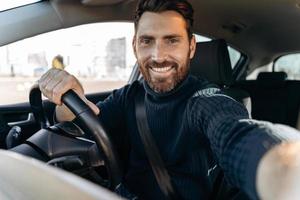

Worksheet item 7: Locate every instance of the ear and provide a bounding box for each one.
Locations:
[189,35,196,59]
[132,35,137,59]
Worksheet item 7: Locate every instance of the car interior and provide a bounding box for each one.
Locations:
[0,0,300,198]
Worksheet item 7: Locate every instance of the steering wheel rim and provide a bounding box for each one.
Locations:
[29,84,50,129]
[29,84,122,189]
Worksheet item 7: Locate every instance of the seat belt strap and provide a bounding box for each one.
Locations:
[134,92,181,200]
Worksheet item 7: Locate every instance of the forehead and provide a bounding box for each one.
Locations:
[136,11,188,37]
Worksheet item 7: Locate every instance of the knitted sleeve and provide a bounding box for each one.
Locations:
[189,88,300,199]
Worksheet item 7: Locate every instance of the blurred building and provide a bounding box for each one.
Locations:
[105,37,126,78]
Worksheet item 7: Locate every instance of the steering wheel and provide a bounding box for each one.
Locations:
[27,84,122,189]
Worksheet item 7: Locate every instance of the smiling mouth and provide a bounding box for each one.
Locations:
[150,66,173,73]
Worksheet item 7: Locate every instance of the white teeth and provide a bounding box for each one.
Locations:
[151,66,172,72]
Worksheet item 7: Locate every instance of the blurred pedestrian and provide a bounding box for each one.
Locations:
[52,55,65,70]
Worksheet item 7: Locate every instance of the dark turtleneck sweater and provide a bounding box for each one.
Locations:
[97,75,300,200]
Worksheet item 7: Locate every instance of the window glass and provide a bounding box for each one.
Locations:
[246,53,300,80]
[274,54,300,80]
[0,22,135,105]
[194,34,241,68]
[228,46,241,67]
[194,34,211,42]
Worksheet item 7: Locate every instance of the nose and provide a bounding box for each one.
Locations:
[151,42,167,63]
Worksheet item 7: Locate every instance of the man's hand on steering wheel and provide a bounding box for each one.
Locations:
[38,68,99,121]
[32,68,123,189]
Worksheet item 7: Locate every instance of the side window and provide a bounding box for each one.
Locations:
[0,22,135,105]
[194,34,241,68]
[274,54,300,80]
[194,34,211,42]
[228,46,241,67]
[246,54,300,80]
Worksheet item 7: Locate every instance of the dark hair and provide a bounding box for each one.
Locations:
[134,0,194,39]
[54,55,64,63]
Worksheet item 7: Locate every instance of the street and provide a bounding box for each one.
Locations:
[0,77,126,105]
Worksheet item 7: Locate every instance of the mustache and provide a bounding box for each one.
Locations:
[146,60,178,68]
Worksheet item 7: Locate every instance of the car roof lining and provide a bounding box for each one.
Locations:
[189,0,300,71]
[0,0,135,45]
[81,0,127,6]
[0,1,62,46]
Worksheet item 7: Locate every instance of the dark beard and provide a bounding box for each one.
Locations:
[139,57,190,93]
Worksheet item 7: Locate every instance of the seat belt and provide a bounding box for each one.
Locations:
[134,92,181,200]
[297,109,300,130]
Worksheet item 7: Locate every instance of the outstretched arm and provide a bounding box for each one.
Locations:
[190,91,300,199]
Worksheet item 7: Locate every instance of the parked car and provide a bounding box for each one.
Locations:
[0,0,300,199]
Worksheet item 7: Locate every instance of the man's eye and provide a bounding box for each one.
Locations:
[140,38,151,45]
[168,38,179,44]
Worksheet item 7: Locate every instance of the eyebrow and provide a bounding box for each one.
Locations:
[164,35,182,40]
[138,35,155,40]
[138,34,182,40]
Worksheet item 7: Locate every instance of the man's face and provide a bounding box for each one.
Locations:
[133,11,196,93]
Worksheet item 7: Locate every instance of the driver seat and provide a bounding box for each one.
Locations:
[190,39,252,115]
[190,39,251,200]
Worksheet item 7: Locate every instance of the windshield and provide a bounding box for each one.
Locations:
[0,0,41,12]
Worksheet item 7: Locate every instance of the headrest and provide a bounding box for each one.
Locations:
[190,39,233,86]
[257,72,287,88]
[257,72,287,81]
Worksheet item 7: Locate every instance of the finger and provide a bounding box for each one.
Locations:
[44,69,63,86]
[70,75,85,96]
[39,69,66,101]
[52,74,82,105]
[87,100,100,115]
[38,70,53,99]
[39,68,59,86]
[38,69,61,93]
[78,94,100,115]
[44,72,67,104]
[38,69,51,89]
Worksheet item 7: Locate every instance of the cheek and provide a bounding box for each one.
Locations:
[171,43,190,58]
[136,48,150,64]
[173,49,190,65]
